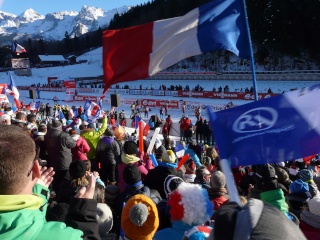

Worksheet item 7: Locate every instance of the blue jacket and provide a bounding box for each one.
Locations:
[154,220,197,240]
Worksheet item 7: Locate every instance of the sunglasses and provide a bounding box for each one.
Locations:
[27,145,42,177]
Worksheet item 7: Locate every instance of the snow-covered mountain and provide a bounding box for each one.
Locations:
[0,5,129,43]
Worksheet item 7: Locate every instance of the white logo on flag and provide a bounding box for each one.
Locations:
[232,107,278,133]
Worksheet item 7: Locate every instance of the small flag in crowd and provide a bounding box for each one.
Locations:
[102,0,250,91]
[12,42,27,54]
[8,71,21,108]
[175,144,185,158]
[134,115,141,129]
[208,84,320,167]
[59,110,65,120]
[84,100,101,122]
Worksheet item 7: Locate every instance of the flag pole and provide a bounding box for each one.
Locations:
[216,0,258,206]
[242,0,258,101]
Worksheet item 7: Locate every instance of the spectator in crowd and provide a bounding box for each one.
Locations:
[209,170,229,211]
[202,119,211,145]
[144,150,183,199]
[13,111,27,129]
[33,124,48,160]
[183,160,196,183]
[0,125,100,239]
[286,179,311,218]
[159,106,165,120]
[178,115,185,142]
[165,115,173,135]
[195,115,204,144]
[154,182,213,240]
[27,113,38,135]
[96,128,120,185]
[69,128,90,161]
[121,194,159,240]
[44,119,76,193]
[214,199,306,240]
[298,169,319,197]
[0,114,11,125]
[194,166,212,191]
[299,195,320,239]
[118,141,152,193]
[80,116,107,169]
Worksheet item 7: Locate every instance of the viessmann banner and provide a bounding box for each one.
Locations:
[177,90,278,100]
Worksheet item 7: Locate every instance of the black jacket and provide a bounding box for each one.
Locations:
[44,128,76,170]
[144,165,183,199]
[96,136,120,165]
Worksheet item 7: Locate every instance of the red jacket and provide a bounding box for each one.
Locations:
[71,135,90,161]
[182,118,191,131]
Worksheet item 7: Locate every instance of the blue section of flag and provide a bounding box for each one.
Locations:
[73,108,78,117]
[208,85,320,167]
[84,100,91,111]
[197,0,250,59]
[1,85,6,94]
[35,101,40,109]
[59,110,65,120]
[135,115,141,129]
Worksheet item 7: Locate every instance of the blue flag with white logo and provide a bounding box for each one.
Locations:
[208,84,320,167]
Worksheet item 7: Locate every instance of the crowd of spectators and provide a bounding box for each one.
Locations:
[0,100,319,240]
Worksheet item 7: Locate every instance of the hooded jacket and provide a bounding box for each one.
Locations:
[71,134,90,161]
[0,184,100,240]
[81,118,107,160]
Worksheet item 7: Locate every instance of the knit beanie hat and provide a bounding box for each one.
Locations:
[308,196,320,216]
[183,226,213,240]
[124,141,138,155]
[185,160,196,174]
[88,122,95,129]
[164,175,184,199]
[210,170,226,189]
[52,119,62,129]
[298,169,313,182]
[121,194,159,240]
[289,179,309,193]
[123,164,141,185]
[69,160,86,179]
[96,203,113,238]
[162,150,176,163]
[168,182,213,226]
[275,168,290,184]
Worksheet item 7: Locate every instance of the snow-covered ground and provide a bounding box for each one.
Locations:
[1,47,319,140]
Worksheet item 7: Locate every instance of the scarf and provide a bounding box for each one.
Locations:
[301,209,320,229]
[121,153,140,164]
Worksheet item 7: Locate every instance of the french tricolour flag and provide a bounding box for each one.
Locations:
[12,42,27,54]
[8,71,21,108]
[103,0,250,92]
[84,100,101,122]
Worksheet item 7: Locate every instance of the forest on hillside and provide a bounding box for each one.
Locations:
[1,0,319,69]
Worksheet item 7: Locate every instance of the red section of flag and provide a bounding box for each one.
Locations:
[103,22,153,93]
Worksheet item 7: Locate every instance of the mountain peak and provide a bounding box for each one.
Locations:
[17,8,44,23]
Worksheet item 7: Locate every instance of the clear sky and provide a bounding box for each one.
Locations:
[0,0,149,15]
